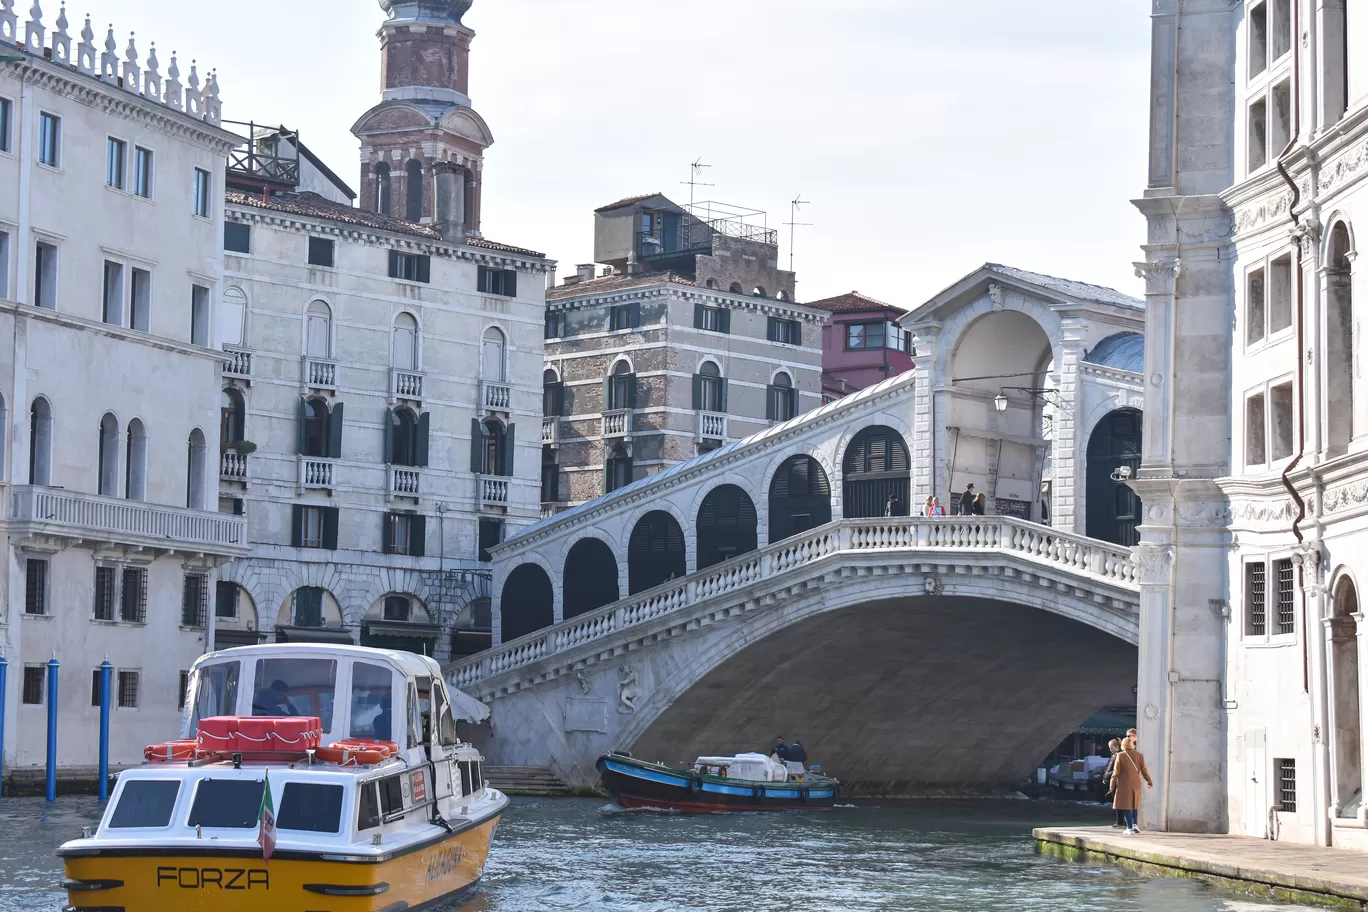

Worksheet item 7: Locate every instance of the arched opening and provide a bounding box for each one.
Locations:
[543,369,562,417]
[405,159,424,222]
[479,418,507,476]
[563,538,620,619]
[605,443,632,492]
[276,587,349,643]
[29,397,53,486]
[500,564,553,642]
[728,282,743,294]
[97,412,120,496]
[125,418,147,501]
[219,286,247,348]
[393,312,418,371]
[301,397,330,457]
[375,162,392,216]
[360,593,438,656]
[306,300,332,359]
[768,455,832,543]
[697,484,758,569]
[1085,408,1144,547]
[628,511,686,594]
[390,407,418,466]
[753,286,767,298]
[186,428,208,510]
[1333,576,1362,817]
[482,327,506,381]
[842,426,911,518]
[1328,222,1354,454]
[451,597,492,658]
[769,372,797,422]
[705,278,717,289]
[776,290,790,302]
[221,388,245,446]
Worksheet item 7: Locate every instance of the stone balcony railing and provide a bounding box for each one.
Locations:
[391,368,423,402]
[481,381,512,413]
[221,349,252,381]
[220,451,248,481]
[299,458,334,490]
[480,477,510,508]
[602,409,632,439]
[304,358,338,391]
[11,486,247,556]
[696,410,727,441]
[389,467,421,499]
[542,417,560,446]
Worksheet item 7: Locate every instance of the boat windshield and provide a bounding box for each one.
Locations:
[188,661,241,733]
[251,658,337,729]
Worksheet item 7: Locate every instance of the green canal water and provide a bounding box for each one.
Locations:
[0,796,1322,911]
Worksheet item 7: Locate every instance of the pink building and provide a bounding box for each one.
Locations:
[806,292,914,401]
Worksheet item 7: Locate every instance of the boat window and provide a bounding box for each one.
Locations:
[458,760,483,796]
[188,778,266,828]
[379,774,405,815]
[277,783,344,834]
[357,781,381,831]
[350,662,394,742]
[188,661,240,732]
[406,679,433,748]
[252,658,337,730]
[434,680,457,746]
[108,780,181,828]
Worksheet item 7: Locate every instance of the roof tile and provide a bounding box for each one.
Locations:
[804,290,899,314]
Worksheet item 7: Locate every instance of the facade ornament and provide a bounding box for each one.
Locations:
[204,69,221,125]
[987,283,1005,311]
[924,573,943,596]
[23,0,42,51]
[1144,703,1159,720]
[185,60,201,117]
[49,1,67,64]
[0,0,17,46]
[1291,219,1320,261]
[75,13,94,75]
[575,671,590,694]
[617,663,639,714]
[1131,543,1174,584]
[1291,542,1326,590]
[1323,479,1368,515]
[122,32,138,90]
[99,23,117,80]
[143,41,160,100]
[1133,258,1181,295]
[164,50,181,110]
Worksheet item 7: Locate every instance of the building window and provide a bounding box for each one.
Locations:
[97,411,119,495]
[389,250,431,283]
[118,670,140,708]
[191,285,210,346]
[1275,557,1295,635]
[0,229,10,299]
[130,268,150,331]
[308,236,334,268]
[1246,391,1267,466]
[695,303,729,333]
[301,398,331,457]
[1267,254,1292,335]
[389,512,411,555]
[845,321,886,350]
[393,313,418,371]
[215,580,239,619]
[25,558,46,615]
[1270,381,1294,461]
[1250,1,1269,77]
[102,260,124,325]
[125,419,148,502]
[293,505,339,550]
[768,372,798,422]
[768,317,801,345]
[388,407,427,467]
[91,669,104,707]
[22,666,44,705]
[193,168,211,218]
[34,241,57,309]
[181,574,208,628]
[306,300,331,359]
[478,266,517,297]
[474,418,510,476]
[133,147,153,198]
[38,112,59,167]
[477,518,503,562]
[121,567,146,623]
[606,361,636,411]
[609,303,640,332]
[545,312,562,340]
[178,671,190,710]
[294,587,325,627]
[106,137,126,189]
[221,388,245,445]
[186,428,208,510]
[224,222,251,254]
[0,97,11,153]
[1270,79,1292,161]
[695,362,726,412]
[1246,561,1267,636]
[541,452,560,503]
[482,327,506,382]
[405,158,424,222]
[606,444,632,493]
[383,596,411,622]
[94,566,118,621]
[1277,757,1297,812]
[543,370,564,417]
[1248,98,1268,172]
[383,512,425,556]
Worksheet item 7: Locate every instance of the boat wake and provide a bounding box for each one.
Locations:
[598,803,681,817]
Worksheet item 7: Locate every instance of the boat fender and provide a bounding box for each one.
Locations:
[800,787,809,804]
[690,773,703,792]
[755,786,764,800]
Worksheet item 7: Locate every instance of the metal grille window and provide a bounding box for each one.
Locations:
[294,587,325,628]
[178,671,190,710]
[1276,558,1295,635]
[1245,562,1267,636]
[118,671,139,708]
[94,566,117,621]
[181,574,208,628]
[25,559,46,615]
[1277,758,1297,811]
[383,596,411,622]
[121,567,147,623]
[215,580,239,619]
[22,666,43,705]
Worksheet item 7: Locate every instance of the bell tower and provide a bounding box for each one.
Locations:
[352,0,493,240]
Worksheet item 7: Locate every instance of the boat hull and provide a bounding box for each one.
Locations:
[61,812,500,912]
[597,755,838,813]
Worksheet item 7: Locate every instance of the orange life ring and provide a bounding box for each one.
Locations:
[145,740,198,762]
[330,739,399,759]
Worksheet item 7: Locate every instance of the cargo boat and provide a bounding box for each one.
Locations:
[597,751,840,813]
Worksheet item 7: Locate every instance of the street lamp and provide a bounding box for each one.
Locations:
[994,393,1008,413]
[995,387,1067,412]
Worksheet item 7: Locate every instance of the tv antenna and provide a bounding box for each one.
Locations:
[682,157,713,211]
[784,195,812,273]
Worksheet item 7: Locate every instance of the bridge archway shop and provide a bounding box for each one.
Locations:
[841,425,911,518]
[768,454,831,544]
[696,485,758,570]
[501,563,554,642]
[564,537,620,620]
[628,511,687,594]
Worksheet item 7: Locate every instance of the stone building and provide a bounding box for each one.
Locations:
[805,291,915,402]
[542,194,827,510]
[215,0,551,663]
[0,6,247,771]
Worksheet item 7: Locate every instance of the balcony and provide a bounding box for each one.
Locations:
[299,458,334,491]
[480,477,510,508]
[389,467,421,499]
[696,411,727,442]
[481,381,512,413]
[390,368,424,403]
[220,451,249,482]
[221,349,253,382]
[11,486,247,557]
[602,409,632,439]
[542,417,561,447]
[303,358,338,392]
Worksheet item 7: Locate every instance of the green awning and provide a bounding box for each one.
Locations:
[1075,708,1136,735]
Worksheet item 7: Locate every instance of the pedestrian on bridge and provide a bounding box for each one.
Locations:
[1110,734,1153,835]
[958,485,976,516]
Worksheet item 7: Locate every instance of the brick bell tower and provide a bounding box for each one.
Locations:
[352,0,493,240]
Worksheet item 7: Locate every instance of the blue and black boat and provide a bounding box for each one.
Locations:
[597,750,840,813]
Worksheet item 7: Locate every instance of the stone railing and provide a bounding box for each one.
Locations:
[221,350,252,380]
[481,381,512,412]
[11,486,245,553]
[602,409,631,438]
[449,517,1139,691]
[300,458,333,490]
[481,477,510,507]
[220,451,248,480]
[389,467,420,497]
[391,368,423,401]
[696,410,727,441]
[304,358,338,390]
[542,417,560,446]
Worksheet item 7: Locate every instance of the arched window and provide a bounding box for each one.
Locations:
[697,484,758,569]
[842,425,911,518]
[768,454,831,543]
[627,511,686,594]
[1328,222,1354,454]
[221,388,245,445]
[392,312,419,371]
[98,412,120,496]
[500,564,553,642]
[543,369,563,418]
[606,443,632,492]
[753,286,768,298]
[606,360,636,411]
[695,361,725,412]
[481,327,506,381]
[186,428,208,510]
[769,372,796,422]
[29,397,53,486]
[705,278,717,289]
[563,538,619,620]
[479,418,507,476]
[728,283,743,294]
[125,418,147,501]
[219,286,247,348]
[306,300,331,359]
[375,162,392,216]
[302,397,330,457]
[390,407,418,466]
[776,290,790,302]
[405,159,424,222]
[1086,409,1144,546]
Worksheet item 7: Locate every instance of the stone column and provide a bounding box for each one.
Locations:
[1051,322,1087,533]
[433,162,466,243]
[1356,611,1368,825]
[909,325,940,507]
[1298,545,1331,845]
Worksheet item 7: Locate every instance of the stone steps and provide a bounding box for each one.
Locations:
[483,765,576,796]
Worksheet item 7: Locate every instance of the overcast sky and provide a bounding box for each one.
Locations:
[82,0,1152,305]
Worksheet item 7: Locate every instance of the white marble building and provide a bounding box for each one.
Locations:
[0,5,247,773]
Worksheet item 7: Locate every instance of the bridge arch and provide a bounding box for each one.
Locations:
[695,484,758,570]
[840,425,911,518]
[564,537,620,620]
[628,510,687,594]
[501,563,554,642]
[767,454,832,544]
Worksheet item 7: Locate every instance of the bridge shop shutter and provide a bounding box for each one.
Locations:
[842,425,911,519]
[768,455,832,544]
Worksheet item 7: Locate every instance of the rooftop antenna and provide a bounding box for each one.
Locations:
[682,157,713,212]
[784,195,812,274]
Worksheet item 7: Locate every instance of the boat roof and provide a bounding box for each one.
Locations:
[195,642,442,679]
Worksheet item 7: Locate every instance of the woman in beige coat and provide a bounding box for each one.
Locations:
[1110,735,1153,834]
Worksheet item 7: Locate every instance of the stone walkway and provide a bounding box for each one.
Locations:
[1035,826,1368,909]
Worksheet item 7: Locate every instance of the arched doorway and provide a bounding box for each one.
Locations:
[842,426,911,518]
[500,564,553,642]
[564,538,619,619]
[628,511,686,594]
[768,455,832,544]
[1085,408,1143,546]
[696,485,758,569]
[1333,576,1362,817]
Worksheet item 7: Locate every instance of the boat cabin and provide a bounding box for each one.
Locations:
[692,754,789,782]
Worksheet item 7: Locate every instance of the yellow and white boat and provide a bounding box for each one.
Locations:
[58,643,507,912]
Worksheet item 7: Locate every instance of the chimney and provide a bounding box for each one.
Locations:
[434,163,466,242]
[576,264,596,283]
[626,249,643,276]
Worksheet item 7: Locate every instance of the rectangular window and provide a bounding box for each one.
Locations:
[1270,0,1291,61]
[1247,266,1266,344]
[1270,381,1294,460]
[215,580,239,620]
[1277,757,1297,812]
[387,511,412,556]
[22,666,44,705]
[121,566,147,623]
[478,265,517,297]
[307,236,335,267]
[301,506,326,549]
[1270,80,1292,159]
[38,112,59,166]
[769,385,798,422]
[1249,98,1268,172]
[1268,254,1292,334]
[1250,1,1269,77]
[768,317,801,345]
[178,671,190,710]
[609,304,637,331]
[106,137,126,189]
[1246,561,1267,636]
[357,783,381,830]
[223,222,251,254]
[133,146,153,198]
[478,518,503,563]
[846,322,886,350]
[277,783,344,834]
[0,97,11,153]
[545,312,562,340]
[34,241,57,309]
[700,376,724,412]
[91,669,103,707]
[190,284,209,346]
[25,558,46,615]
[181,573,208,628]
[102,260,124,325]
[383,595,411,622]
[109,780,180,829]
[193,168,211,218]
[118,671,139,709]
[1275,557,1295,635]
[188,779,265,828]
[294,586,325,627]
[389,251,431,283]
[94,566,117,621]
[0,230,10,300]
[1246,392,1267,466]
[130,268,150,332]
[701,305,722,332]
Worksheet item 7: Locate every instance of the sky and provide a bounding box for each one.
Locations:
[82,0,1153,306]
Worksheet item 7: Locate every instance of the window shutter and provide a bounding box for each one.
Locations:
[502,424,516,476]
[602,375,612,410]
[322,507,339,551]
[470,419,483,473]
[719,308,731,334]
[719,378,729,412]
[767,316,778,342]
[415,411,430,467]
[297,398,308,454]
[554,382,566,417]
[416,255,431,284]
[694,302,705,329]
[766,385,777,421]
[692,374,703,410]
[291,504,304,548]
[507,270,517,298]
[625,452,634,485]
[388,250,401,279]
[477,265,489,292]
[382,513,394,555]
[410,514,427,557]
[629,302,641,329]
[789,387,800,417]
[627,375,639,409]
[383,407,395,465]
[327,402,345,458]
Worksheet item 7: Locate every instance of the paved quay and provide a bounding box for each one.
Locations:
[1035,826,1368,909]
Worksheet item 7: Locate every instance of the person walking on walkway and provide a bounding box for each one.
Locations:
[1110,734,1153,835]
[885,495,901,517]
[1100,739,1125,828]
[958,485,976,516]
[929,496,946,517]
[972,492,987,516]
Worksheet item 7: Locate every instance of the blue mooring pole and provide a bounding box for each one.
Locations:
[98,660,112,801]
[0,655,8,801]
[45,657,59,802]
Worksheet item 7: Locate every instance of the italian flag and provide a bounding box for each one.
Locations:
[257,774,277,861]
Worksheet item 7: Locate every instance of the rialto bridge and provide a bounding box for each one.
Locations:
[449,265,1151,790]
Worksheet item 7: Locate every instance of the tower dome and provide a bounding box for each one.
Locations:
[378,0,473,23]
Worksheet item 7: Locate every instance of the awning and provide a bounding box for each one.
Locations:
[275,625,355,645]
[215,628,268,647]
[1075,707,1136,735]
[449,686,491,724]
[364,621,441,640]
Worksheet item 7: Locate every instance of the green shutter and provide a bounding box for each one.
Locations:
[477,265,489,293]
[765,385,776,420]
[790,387,800,417]
[416,255,431,284]
[410,514,427,557]
[327,402,345,459]
[388,250,401,278]
[291,504,304,548]
[322,507,339,551]
[554,382,566,417]
[629,302,641,328]
[766,316,778,342]
[415,411,430,467]
[603,375,613,410]
[719,308,731,334]
[692,375,703,410]
[507,270,517,298]
[383,407,395,464]
[470,419,483,473]
[381,512,394,555]
[694,303,705,329]
[502,424,516,476]
[719,378,728,412]
[627,375,638,409]
[297,398,308,454]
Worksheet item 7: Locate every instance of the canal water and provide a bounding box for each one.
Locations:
[0,795,1320,911]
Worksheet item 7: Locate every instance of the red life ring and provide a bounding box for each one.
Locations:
[144,740,198,762]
